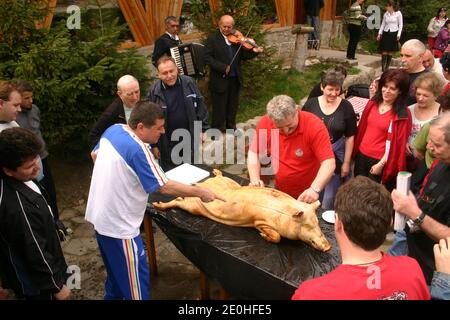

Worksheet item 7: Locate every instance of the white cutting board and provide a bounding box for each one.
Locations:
[165,163,210,185]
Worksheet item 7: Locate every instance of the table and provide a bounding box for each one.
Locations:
[146,169,341,300]
[347,96,369,123]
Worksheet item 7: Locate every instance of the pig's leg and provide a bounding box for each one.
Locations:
[256,224,281,243]
[152,198,184,210]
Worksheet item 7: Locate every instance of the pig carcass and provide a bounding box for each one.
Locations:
[152,170,331,252]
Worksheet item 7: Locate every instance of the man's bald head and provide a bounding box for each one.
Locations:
[117,75,138,92]
[400,39,426,73]
[422,49,435,70]
[219,15,234,36]
[116,75,140,108]
[402,39,426,56]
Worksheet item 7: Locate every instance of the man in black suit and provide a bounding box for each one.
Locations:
[152,16,182,67]
[204,15,263,132]
[89,75,140,148]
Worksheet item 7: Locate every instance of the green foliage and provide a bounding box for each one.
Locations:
[0,1,148,152]
[364,0,447,42]
[237,64,339,122]
[189,0,281,103]
[398,0,446,41]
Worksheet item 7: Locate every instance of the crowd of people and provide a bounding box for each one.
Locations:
[1,4,450,301]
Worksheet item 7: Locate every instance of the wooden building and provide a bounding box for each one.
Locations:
[41,0,347,46]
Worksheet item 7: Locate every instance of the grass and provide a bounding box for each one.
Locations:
[236,63,360,123]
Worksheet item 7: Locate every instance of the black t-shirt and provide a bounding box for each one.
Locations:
[406,69,429,106]
[407,162,450,284]
[302,97,357,144]
[161,80,189,146]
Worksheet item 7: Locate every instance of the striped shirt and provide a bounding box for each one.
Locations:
[85,124,168,239]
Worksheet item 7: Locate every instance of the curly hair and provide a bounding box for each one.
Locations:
[0,127,42,172]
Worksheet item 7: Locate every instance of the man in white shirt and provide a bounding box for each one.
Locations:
[86,100,222,300]
[0,81,21,132]
[422,49,449,87]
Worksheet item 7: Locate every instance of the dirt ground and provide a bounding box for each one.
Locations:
[48,154,220,300]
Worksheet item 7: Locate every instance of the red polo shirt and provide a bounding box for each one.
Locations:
[250,109,334,198]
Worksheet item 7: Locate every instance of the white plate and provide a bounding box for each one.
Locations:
[165,163,210,185]
[322,210,336,224]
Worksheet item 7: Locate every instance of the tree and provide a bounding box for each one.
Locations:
[0,1,148,151]
[189,0,280,102]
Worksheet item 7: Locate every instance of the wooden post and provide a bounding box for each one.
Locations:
[199,271,211,300]
[143,214,158,277]
[36,0,57,29]
[291,24,314,72]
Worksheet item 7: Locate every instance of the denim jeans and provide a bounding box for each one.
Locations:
[306,15,321,41]
[431,271,450,300]
[387,230,409,256]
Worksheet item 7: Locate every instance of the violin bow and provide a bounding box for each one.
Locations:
[224,24,254,77]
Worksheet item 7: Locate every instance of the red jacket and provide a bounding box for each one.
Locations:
[353,100,412,183]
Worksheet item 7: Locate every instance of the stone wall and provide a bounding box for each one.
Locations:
[263,27,297,63]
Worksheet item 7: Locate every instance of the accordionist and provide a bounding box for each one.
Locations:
[152,16,182,67]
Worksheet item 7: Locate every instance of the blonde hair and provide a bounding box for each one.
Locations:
[414,72,442,97]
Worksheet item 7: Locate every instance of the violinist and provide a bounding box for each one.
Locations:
[204,15,263,132]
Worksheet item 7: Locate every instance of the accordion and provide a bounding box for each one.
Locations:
[170,42,206,78]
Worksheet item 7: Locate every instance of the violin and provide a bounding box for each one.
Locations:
[227,29,260,50]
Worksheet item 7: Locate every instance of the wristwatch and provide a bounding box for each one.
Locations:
[413,211,426,226]
[310,186,321,194]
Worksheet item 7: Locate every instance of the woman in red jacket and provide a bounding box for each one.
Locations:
[353,68,412,190]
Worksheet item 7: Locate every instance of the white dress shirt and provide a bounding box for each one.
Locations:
[378,11,403,38]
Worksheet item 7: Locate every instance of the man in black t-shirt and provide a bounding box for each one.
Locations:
[391,112,450,284]
[400,40,430,106]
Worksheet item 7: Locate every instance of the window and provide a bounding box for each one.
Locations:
[255,0,278,24]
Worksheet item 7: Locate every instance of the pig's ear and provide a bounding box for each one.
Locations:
[293,210,304,218]
[311,200,321,210]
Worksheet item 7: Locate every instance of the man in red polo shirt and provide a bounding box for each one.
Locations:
[247,95,335,203]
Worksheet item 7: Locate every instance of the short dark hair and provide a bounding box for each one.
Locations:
[321,69,345,88]
[386,0,399,11]
[334,176,393,251]
[0,127,43,172]
[165,16,178,24]
[156,55,177,70]
[128,100,165,129]
[373,68,410,115]
[16,80,33,93]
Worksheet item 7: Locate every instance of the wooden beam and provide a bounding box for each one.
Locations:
[117,0,153,46]
[275,0,295,26]
[36,0,57,29]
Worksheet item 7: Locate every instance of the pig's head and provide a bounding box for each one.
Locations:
[290,201,331,252]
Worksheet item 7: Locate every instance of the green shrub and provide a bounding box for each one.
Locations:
[0,1,148,153]
[189,0,281,104]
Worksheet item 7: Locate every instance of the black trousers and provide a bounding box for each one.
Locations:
[40,157,59,218]
[347,24,362,59]
[210,77,240,131]
[354,152,395,191]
